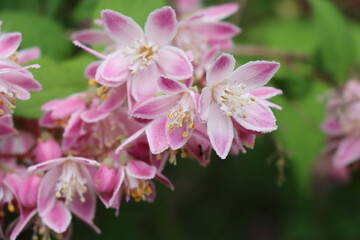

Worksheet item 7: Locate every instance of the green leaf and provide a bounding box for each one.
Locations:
[310,0,356,82]
[93,0,165,27]
[73,0,98,23]
[14,55,95,119]
[273,82,328,194]
[0,11,72,60]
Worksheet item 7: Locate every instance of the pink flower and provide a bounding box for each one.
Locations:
[129,77,198,153]
[28,157,101,234]
[199,53,281,159]
[322,79,360,168]
[75,6,193,103]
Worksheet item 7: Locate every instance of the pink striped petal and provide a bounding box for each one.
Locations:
[146,117,168,154]
[0,71,42,91]
[131,94,180,119]
[101,10,143,45]
[334,137,360,168]
[206,53,235,86]
[43,201,71,233]
[17,47,41,64]
[145,6,177,45]
[109,166,125,207]
[156,46,193,80]
[84,61,101,79]
[41,99,62,111]
[126,160,156,179]
[158,76,188,94]
[50,97,85,119]
[0,32,21,58]
[96,52,129,86]
[71,29,113,45]
[198,87,212,122]
[232,100,277,133]
[249,87,282,99]
[229,61,280,89]
[207,103,234,159]
[131,63,160,101]
[190,22,240,40]
[166,117,193,150]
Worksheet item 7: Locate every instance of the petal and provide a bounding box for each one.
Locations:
[37,166,61,216]
[42,201,72,233]
[96,52,129,86]
[166,117,193,150]
[198,87,212,122]
[206,53,235,86]
[131,64,160,101]
[229,61,280,89]
[17,47,41,64]
[81,109,109,123]
[50,97,85,119]
[126,160,156,179]
[207,103,234,159]
[146,117,169,154]
[158,76,188,95]
[98,84,127,112]
[249,87,283,99]
[190,22,240,40]
[29,157,99,173]
[232,99,277,133]
[145,6,177,45]
[71,29,113,45]
[0,71,42,91]
[334,137,360,168]
[68,166,100,233]
[155,173,174,190]
[200,3,239,21]
[0,32,21,58]
[10,208,37,240]
[41,99,61,111]
[84,61,101,79]
[109,166,125,208]
[131,94,181,119]
[101,9,143,45]
[156,46,193,80]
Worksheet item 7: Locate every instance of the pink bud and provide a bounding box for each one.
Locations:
[93,165,116,194]
[35,137,61,163]
[18,174,42,209]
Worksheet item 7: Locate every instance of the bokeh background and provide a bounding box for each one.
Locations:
[1,0,360,239]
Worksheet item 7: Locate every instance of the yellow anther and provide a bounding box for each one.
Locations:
[167,113,174,119]
[183,131,189,138]
[189,123,195,129]
[242,84,247,89]
[242,113,247,118]
[250,97,255,101]
[88,78,97,85]
[101,94,108,100]
[8,204,15,212]
[227,112,232,117]
[168,124,174,130]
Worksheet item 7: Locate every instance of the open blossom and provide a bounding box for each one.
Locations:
[199,53,281,159]
[322,79,360,168]
[28,157,100,234]
[75,6,193,104]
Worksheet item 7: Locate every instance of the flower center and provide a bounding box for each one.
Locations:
[125,179,152,202]
[123,38,158,74]
[166,95,195,138]
[215,83,255,118]
[55,161,88,205]
[0,94,16,115]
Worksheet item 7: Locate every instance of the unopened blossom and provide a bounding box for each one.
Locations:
[75,6,193,104]
[35,137,62,163]
[322,79,360,168]
[28,157,101,234]
[199,53,281,159]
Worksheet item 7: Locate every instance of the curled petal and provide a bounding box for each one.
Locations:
[96,52,129,86]
[156,46,193,80]
[126,160,156,179]
[85,61,102,79]
[158,76,188,95]
[17,47,41,64]
[71,29,113,45]
[145,6,177,45]
[0,32,21,58]
[249,87,282,99]
[146,117,169,154]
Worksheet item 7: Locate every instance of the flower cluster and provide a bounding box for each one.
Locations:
[319,79,360,180]
[0,2,282,239]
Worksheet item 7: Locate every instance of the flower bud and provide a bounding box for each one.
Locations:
[35,137,61,163]
[93,165,116,194]
[18,174,42,209]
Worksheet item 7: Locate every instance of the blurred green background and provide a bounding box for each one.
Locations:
[1,0,360,239]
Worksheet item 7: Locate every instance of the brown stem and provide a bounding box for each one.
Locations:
[228,44,311,64]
